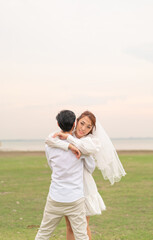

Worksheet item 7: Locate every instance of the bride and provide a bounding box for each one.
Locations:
[46,110,126,240]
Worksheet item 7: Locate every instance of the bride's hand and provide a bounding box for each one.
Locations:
[68,144,81,159]
[52,132,68,140]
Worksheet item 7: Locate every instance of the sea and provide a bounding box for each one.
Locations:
[0,138,153,151]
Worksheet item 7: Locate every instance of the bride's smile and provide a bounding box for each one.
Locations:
[75,116,93,138]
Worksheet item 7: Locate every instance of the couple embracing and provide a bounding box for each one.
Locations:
[35,110,126,240]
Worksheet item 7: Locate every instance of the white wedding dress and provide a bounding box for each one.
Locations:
[46,126,126,215]
[83,168,106,215]
[46,133,106,215]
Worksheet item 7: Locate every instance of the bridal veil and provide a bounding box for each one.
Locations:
[93,119,126,185]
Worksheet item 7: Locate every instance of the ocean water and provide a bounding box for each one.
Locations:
[0,138,153,151]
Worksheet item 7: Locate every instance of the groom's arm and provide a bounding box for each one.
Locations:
[81,155,95,174]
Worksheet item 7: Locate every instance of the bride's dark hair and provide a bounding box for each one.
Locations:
[77,111,96,134]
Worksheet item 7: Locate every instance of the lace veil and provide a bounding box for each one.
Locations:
[93,119,126,185]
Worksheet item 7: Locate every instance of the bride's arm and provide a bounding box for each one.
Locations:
[67,134,101,155]
[45,133,69,151]
[45,133,81,159]
[47,132,101,155]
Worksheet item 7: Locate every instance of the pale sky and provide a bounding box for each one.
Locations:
[0,0,153,139]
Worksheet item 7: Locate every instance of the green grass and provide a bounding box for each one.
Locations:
[0,153,153,240]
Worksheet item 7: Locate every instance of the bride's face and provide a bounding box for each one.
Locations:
[75,116,93,138]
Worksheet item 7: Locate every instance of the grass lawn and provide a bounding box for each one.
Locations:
[0,152,152,240]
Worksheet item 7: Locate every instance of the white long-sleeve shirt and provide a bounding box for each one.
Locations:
[45,141,95,203]
[45,133,101,156]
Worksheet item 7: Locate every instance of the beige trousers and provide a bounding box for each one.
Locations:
[35,195,89,240]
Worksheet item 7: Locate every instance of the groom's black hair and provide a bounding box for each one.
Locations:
[56,110,76,132]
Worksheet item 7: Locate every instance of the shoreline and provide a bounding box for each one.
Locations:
[0,150,153,157]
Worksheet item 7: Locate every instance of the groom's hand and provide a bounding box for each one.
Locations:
[68,144,81,159]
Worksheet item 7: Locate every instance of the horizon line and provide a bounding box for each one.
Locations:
[1,137,153,141]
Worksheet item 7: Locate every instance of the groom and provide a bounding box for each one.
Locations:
[35,110,95,240]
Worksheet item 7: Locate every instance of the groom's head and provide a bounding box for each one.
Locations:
[56,110,76,132]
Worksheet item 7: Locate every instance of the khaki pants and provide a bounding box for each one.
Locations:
[35,195,89,240]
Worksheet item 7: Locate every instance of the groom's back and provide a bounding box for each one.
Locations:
[45,143,84,203]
